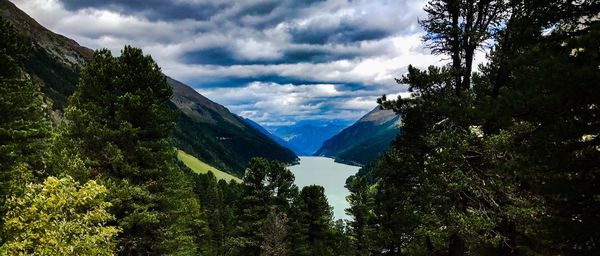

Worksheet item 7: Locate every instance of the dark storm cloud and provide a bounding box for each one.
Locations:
[181,46,376,65]
[60,0,324,26]
[15,0,433,127]
[61,0,226,21]
[187,75,347,89]
[289,22,392,45]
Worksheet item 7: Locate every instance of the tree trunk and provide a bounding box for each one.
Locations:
[449,0,462,95]
[448,234,465,256]
[462,0,474,91]
[463,45,474,90]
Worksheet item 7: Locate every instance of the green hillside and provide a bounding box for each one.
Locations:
[177,149,241,183]
[0,0,297,176]
[315,107,400,165]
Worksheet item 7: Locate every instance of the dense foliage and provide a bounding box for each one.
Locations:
[2,0,599,255]
[1,176,119,255]
[0,17,51,247]
[345,0,600,255]
[59,46,203,255]
[0,16,345,255]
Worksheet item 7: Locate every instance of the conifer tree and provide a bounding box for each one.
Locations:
[62,46,200,255]
[289,185,335,256]
[346,176,376,255]
[237,157,297,256]
[0,17,50,244]
[365,1,600,255]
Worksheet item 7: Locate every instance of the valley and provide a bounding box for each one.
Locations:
[288,157,360,220]
[2,0,597,255]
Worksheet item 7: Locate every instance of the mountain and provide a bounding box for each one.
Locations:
[170,78,297,175]
[269,122,348,156]
[0,0,297,176]
[0,0,92,111]
[314,107,400,166]
[242,118,297,154]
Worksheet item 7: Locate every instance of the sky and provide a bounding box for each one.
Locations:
[13,0,464,128]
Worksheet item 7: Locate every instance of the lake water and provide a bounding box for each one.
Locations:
[288,156,360,220]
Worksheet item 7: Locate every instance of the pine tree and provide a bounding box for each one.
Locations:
[473,1,600,253]
[366,1,600,255]
[261,207,289,256]
[237,157,297,256]
[62,46,200,255]
[0,17,50,245]
[346,176,376,255]
[289,185,335,256]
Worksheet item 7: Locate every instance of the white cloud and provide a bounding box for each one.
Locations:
[11,0,483,126]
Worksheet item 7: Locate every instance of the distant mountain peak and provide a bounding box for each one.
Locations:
[314,106,400,166]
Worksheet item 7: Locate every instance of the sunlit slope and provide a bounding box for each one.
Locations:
[177,149,241,183]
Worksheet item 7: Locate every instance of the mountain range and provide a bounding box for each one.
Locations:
[314,107,400,166]
[268,121,348,156]
[0,0,296,176]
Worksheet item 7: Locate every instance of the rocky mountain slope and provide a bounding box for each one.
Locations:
[0,0,297,176]
[314,107,400,166]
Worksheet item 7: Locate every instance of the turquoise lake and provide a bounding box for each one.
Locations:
[288,156,360,220]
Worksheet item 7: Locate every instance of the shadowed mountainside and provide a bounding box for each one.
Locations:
[0,0,297,176]
[315,107,400,166]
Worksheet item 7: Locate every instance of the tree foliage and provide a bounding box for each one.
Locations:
[0,176,119,255]
[0,17,51,246]
[61,46,200,255]
[352,0,600,255]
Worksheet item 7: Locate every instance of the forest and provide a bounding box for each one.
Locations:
[1,0,599,255]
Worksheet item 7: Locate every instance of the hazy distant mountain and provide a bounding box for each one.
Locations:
[242,118,298,155]
[314,107,400,166]
[0,0,297,176]
[270,122,348,156]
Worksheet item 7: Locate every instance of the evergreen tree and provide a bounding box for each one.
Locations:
[0,17,50,245]
[472,1,600,253]
[421,0,509,93]
[289,185,335,256]
[363,0,600,255]
[261,207,289,256]
[62,46,200,255]
[237,157,297,256]
[346,176,376,255]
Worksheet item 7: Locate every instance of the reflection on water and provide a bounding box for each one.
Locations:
[289,156,360,220]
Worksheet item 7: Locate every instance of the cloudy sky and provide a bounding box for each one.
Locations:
[13,0,454,128]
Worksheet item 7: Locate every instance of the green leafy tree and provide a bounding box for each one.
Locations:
[0,176,119,255]
[472,1,600,253]
[367,1,600,255]
[421,0,509,93]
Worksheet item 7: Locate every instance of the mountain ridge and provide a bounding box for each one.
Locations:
[242,117,298,156]
[0,0,297,176]
[269,122,348,156]
[314,107,400,166]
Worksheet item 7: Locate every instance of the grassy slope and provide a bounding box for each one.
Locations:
[177,149,242,183]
